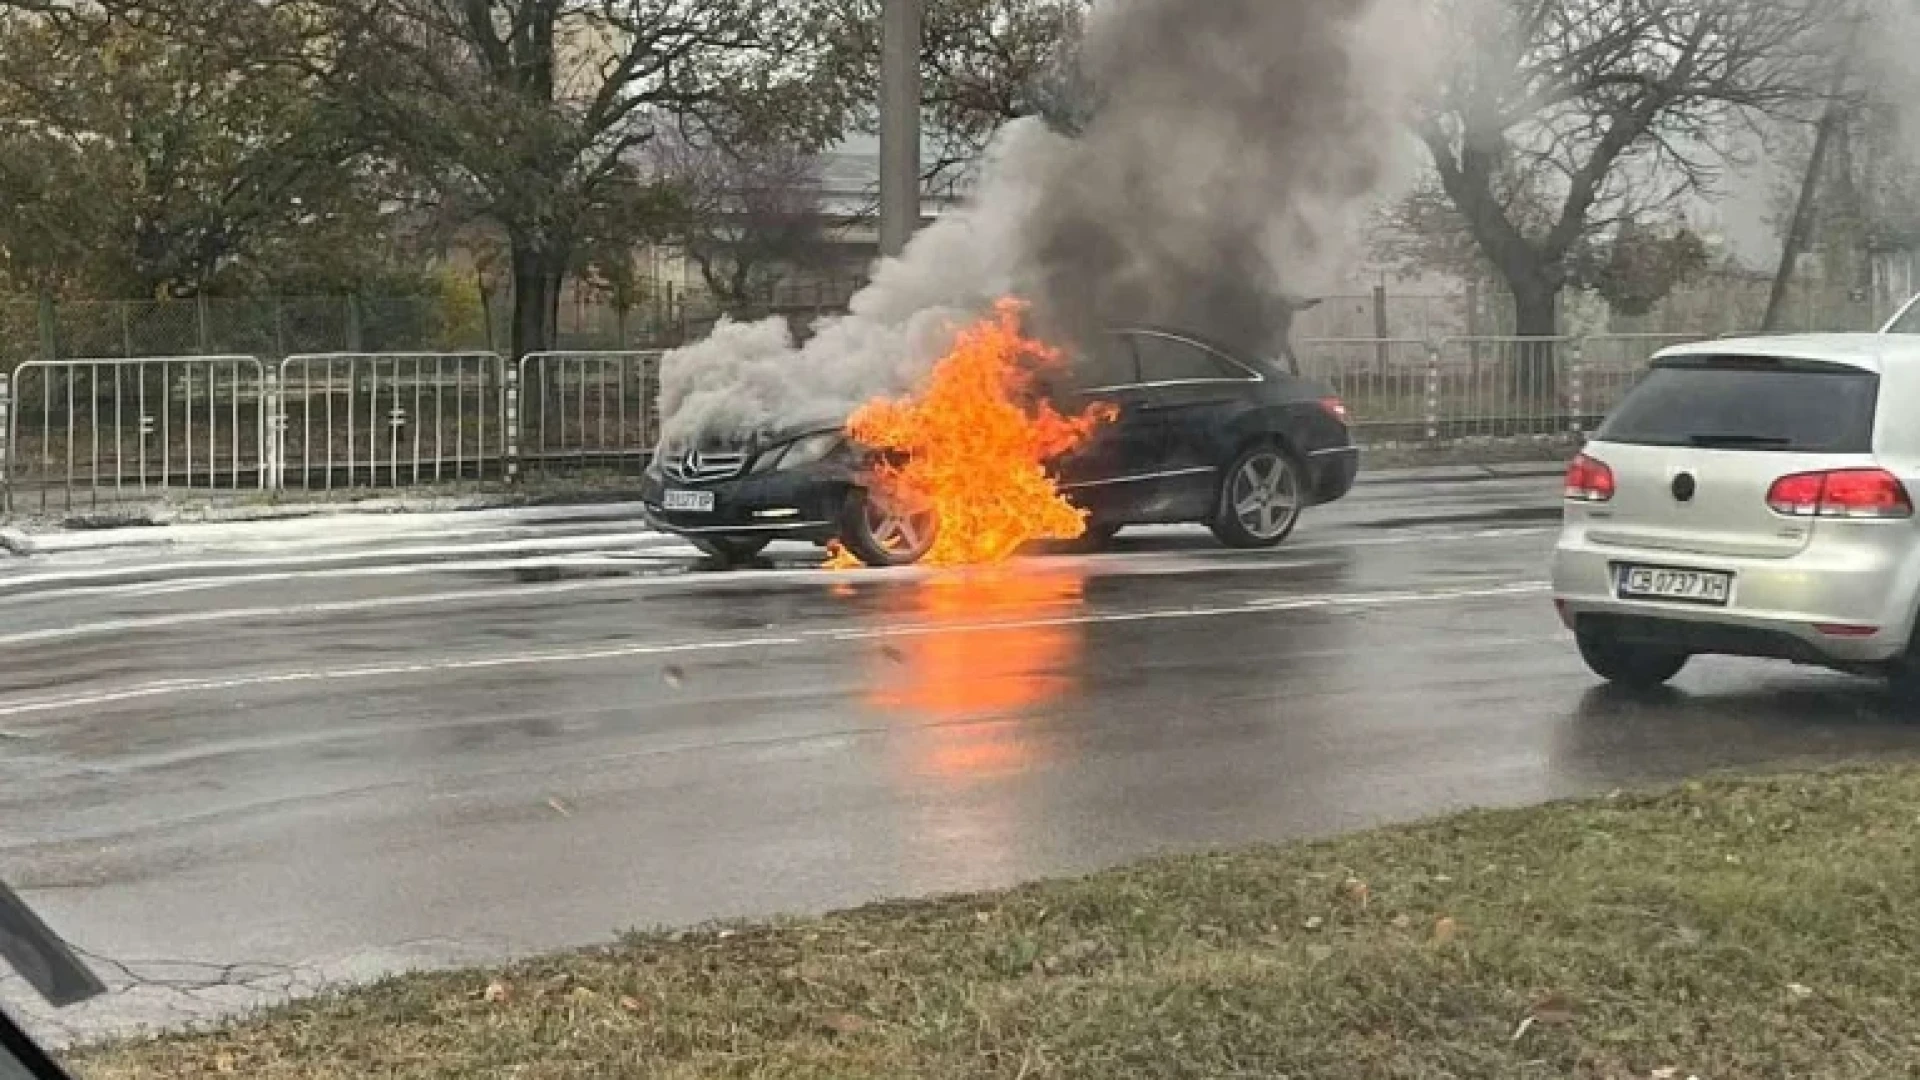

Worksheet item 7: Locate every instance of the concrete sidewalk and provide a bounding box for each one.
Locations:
[1,501,657,558]
[0,501,688,601]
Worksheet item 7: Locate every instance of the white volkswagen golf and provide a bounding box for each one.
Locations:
[1552,333,1920,694]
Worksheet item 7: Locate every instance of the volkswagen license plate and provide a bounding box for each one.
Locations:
[662,489,715,513]
[1615,565,1733,606]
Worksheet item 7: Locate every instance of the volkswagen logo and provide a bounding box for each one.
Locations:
[1672,471,1697,502]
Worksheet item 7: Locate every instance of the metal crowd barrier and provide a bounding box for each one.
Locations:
[0,334,1717,517]
[277,352,508,490]
[516,351,662,478]
[3,355,268,512]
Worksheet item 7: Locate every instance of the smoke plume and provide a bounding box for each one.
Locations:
[658,0,1437,447]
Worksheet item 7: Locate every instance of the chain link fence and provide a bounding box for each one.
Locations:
[2,296,479,367]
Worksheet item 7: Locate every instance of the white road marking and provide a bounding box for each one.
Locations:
[0,525,1559,649]
[0,531,676,595]
[0,523,1555,618]
[0,580,1551,720]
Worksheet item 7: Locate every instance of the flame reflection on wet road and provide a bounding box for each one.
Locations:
[850,565,1090,888]
[863,567,1087,727]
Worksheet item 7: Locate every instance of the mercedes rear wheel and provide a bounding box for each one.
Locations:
[1210,444,1304,549]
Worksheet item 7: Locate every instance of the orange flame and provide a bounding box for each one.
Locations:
[822,540,862,570]
[846,300,1118,566]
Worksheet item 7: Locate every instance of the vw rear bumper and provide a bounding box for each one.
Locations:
[1551,530,1919,664]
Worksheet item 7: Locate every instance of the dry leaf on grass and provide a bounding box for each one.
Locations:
[1529,991,1576,1025]
[483,980,512,1004]
[618,995,649,1015]
[819,1012,870,1036]
[1432,917,1459,945]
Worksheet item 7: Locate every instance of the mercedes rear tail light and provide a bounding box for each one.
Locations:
[1766,468,1913,519]
[1318,397,1349,424]
[1564,453,1614,502]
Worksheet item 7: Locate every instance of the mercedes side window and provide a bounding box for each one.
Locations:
[1067,334,1142,392]
[1129,332,1249,384]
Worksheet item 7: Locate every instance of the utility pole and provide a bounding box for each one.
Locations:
[879,0,923,260]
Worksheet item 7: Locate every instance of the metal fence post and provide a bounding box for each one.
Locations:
[263,366,282,492]
[195,294,211,354]
[1,369,10,516]
[36,292,56,363]
[1567,338,1586,438]
[1424,339,1442,445]
[504,361,520,484]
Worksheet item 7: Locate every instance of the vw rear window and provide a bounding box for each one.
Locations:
[1597,358,1879,452]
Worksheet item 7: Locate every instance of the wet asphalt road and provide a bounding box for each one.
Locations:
[6,469,1920,1040]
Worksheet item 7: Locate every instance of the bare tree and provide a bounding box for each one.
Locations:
[822,0,1090,183]
[657,139,835,314]
[1412,0,1822,385]
[313,0,849,360]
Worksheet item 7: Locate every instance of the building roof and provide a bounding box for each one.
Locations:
[813,144,977,219]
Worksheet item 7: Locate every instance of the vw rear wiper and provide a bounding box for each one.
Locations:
[1686,433,1794,448]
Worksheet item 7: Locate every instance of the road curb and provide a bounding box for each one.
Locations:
[0,488,648,535]
[2,500,658,557]
[1357,462,1565,486]
[0,532,691,599]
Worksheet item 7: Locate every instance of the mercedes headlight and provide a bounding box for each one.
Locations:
[754,431,844,474]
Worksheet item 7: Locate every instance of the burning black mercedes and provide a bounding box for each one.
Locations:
[639,325,1359,566]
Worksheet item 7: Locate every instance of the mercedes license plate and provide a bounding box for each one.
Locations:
[1615,565,1733,606]
[662,489,715,513]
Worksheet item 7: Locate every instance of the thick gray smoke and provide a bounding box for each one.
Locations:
[658,0,1436,447]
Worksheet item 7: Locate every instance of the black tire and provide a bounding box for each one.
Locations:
[1210,443,1305,549]
[1575,628,1690,689]
[690,536,771,565]
[1882,636,1920,707]
[838,487,938,567]
[1887,665,1920,707]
